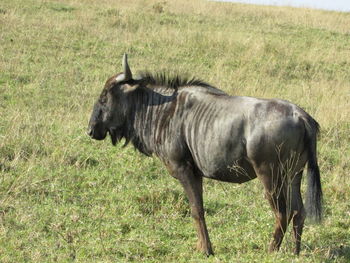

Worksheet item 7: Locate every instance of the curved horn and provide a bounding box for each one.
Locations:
[122,53,132,81]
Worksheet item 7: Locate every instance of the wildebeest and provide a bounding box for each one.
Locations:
[88,54,322,256]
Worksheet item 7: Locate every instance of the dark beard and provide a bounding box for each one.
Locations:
[108,128,122,146]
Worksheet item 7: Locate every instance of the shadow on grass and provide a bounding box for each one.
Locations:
[134,188,189,216]
[325,245,350,262]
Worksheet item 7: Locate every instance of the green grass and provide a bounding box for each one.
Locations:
[0,0,349,262]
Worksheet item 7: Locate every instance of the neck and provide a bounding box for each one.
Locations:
[125,86,177,156]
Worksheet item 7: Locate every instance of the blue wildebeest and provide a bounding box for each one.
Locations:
[88,54,322,256]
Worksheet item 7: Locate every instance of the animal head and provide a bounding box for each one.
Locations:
[87,54,138,145]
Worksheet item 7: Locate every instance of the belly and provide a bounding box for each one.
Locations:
[200,157,257,184]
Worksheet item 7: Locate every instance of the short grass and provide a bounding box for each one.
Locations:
[0,0,349,262]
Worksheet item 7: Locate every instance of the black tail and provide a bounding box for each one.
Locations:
[303,116,323,222]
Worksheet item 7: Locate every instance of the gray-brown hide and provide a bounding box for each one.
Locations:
[88,54,322,256]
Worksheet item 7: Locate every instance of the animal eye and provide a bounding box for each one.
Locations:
[99,94,108,104]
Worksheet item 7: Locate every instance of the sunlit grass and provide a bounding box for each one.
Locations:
[0,0,349,262]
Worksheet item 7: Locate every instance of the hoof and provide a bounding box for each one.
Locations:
[197,241,214,256]
[294,248,301,256]
[268,243,280,253]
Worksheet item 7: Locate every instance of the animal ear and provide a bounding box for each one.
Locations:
[122,53,132,81]
[121,83,138,93]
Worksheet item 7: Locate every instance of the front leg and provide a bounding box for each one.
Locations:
[169,163,213,256]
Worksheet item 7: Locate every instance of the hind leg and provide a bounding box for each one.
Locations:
[267,190,289,252]
[255,165,290,252]
[290,171,306,255]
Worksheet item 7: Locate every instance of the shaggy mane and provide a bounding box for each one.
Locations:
[138,72,225,94]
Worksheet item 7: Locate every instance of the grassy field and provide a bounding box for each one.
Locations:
[0,0,349,262]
